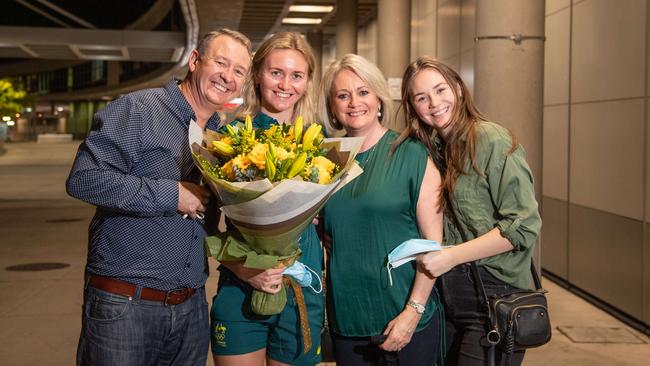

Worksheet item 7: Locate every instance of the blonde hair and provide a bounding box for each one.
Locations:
[238,32,317,122]
[318,54,392,135]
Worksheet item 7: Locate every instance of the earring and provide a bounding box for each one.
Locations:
[378,110,382,118]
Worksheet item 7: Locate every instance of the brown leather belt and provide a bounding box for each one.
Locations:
[88,275,196,306]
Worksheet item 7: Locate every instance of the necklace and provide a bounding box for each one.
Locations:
[356,133,385,169]
[356,145,377,169]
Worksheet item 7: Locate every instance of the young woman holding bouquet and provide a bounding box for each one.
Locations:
[210,32,324,366]
[401,56,542,366]
[318,54,444,366]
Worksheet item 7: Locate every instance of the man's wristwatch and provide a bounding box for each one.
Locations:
[407,300,426,314]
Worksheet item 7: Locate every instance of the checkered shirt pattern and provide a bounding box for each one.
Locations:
[67,79,221,290]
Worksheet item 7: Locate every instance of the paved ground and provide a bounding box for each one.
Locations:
[1,141,649,365]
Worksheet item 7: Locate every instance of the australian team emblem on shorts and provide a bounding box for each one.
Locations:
[214,322,227,347]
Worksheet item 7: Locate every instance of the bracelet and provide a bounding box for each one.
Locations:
[407,300,426,314]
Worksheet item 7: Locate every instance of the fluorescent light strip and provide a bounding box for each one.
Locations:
[289,5,334,13]
[282,17,322,25]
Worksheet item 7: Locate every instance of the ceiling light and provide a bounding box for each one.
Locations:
[282,18,322,25]
[7,121,15,126]
[289,5,334,13]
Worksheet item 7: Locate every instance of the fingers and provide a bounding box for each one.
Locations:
[379,330,412,353]
[246,268,285,293]
[264,280,283,294]
[378,315,416,352]
[178,181,211,218]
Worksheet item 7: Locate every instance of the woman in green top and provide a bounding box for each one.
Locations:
[318,54,444,365]
[211,32,323,366]
[401,56,542,365]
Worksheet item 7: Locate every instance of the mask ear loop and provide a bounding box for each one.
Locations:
[386,262,394,287]
[304,264,323,294]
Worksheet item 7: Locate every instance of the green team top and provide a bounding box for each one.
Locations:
[322,130,439,337]
[436,121,542,289]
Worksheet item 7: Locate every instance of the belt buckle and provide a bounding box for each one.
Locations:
[164,288,189,306]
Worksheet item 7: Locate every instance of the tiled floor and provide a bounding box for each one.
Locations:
[1,141,649,365]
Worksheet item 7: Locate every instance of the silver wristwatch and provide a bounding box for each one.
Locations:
[407,300,426,314]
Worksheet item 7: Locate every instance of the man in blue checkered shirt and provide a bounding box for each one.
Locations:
[67,29,252,366]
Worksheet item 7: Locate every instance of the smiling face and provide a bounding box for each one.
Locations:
[189,35,251,108]
[409,68,458,137]
[330,69,381,136]
[257,49,309,122]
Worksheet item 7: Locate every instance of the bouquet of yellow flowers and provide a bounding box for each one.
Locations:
[192,116,363,318]
[205,115,338,184]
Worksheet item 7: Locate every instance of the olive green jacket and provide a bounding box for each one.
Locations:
[436,121,542,289]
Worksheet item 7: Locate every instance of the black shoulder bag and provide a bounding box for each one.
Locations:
[447,205,551,366]
[470,261,551,366]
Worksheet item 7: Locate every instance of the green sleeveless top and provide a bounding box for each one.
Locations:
[322,130,438,336]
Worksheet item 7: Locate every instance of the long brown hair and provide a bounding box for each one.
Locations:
[398,56,515,208]
[238,32,317,122]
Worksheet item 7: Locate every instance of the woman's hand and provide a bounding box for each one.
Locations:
[378,307,421,352]
[417,247,458,278]
[221,261,285,294]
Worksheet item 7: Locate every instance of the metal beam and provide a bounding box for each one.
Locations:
[0,26,185,62]
[15,0,71,28]
[35,0,96,28]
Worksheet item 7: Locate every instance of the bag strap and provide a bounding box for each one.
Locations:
[447,202,543,365]
[530,260,543,290]
[444,206,499,331]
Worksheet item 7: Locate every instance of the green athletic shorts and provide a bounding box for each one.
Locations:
[210,269,324,366]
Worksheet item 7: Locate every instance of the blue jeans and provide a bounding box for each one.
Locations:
[77,284,209,366]
[437,265,525,366]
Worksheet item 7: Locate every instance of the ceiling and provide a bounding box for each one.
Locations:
[0,0,377,63]
[0,0,184,66]
[0,0,377,99]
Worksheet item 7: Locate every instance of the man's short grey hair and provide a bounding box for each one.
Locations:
[196,28,252,57]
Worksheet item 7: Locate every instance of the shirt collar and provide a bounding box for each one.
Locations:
[165,78,221,129]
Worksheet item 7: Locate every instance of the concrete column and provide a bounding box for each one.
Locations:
[474,0,545,268]
[336,0,357,57]
[306,29,323,87]
[377,0,410,131]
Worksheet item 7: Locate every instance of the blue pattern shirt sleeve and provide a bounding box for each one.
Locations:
[67,95,178,217]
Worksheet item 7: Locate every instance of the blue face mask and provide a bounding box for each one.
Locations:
[386,239,441,286]
[283,260,323,293]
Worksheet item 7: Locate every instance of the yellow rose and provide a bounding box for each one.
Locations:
[313,165,332,184]
[247,143,269,170]
[311,156,336,174]
[220,159,236,181]
[232,155,252,171]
